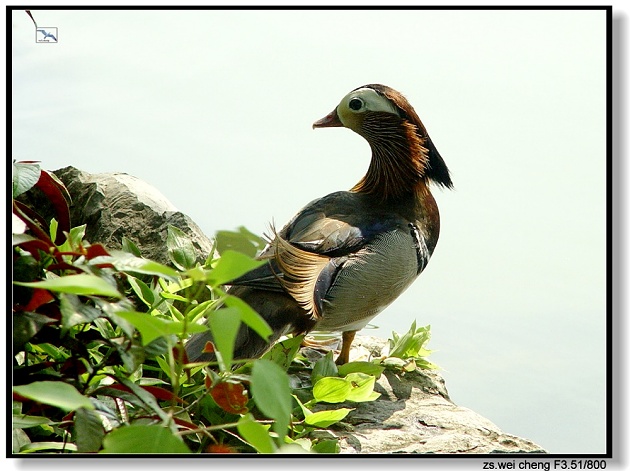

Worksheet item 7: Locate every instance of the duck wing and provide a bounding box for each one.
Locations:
[230,191,407,319]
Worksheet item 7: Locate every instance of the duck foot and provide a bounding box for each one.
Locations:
[300,330,357,365]
[301,336,341,349]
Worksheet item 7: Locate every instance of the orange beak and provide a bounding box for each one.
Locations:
[313,108,343,129]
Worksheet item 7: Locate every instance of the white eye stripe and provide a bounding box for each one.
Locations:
[345,88,398,114]
[337,87,399,127]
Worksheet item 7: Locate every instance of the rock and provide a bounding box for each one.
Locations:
[303,336,547,454]
[52,166,214,267]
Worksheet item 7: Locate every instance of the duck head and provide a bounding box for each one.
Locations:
[313,84,453,200]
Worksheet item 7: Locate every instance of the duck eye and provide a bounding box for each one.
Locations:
[348,98,363,111]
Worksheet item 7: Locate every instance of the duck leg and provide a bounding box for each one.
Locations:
[335,330,357,365]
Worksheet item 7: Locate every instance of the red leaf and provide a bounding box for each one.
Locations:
[60,357,88,376]
[206,444,238,454]
[172,346,188,364]
[210,382,249,415]
[13,392,30,403]
[14,239,53,261]
[97,383,185,404]
[22,288,55,311]
[47,262,84,273]
[86,244,111,259]
[141,385,186,404]
[59,411,75,428]
[172,416,200,431]
[13,201,48,233]
[13,201,54,247]
[172,346,192,381]
[35,170,71,244]
[55,251,83,260]
[91,263,116,269]
[36,303,62,321]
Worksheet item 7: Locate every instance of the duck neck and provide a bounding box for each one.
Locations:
[350,113,429,203]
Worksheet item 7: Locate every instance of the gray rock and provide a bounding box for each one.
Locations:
[52,166,214,267]
[305,336,547,454]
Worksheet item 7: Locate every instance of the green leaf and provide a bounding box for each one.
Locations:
[185,265,208,282]
[311,439,340,454]
[74,407,105,452]
[14,274,122,298]
[312,377,351,403]
[31,342,69,361]
[156,356,173,381]
[237,414,276,454]
[382,356,415,370]
[292,394,312,418]
[415,358,440,370]
[284,436,313,452]
[19,441,78,453]
[167,303,184,322]
[12,161,41,198]
[207,250,265,287]
[49,218,58,242]
[159,291,188,302]
[12,414,52,429]
[106,251,179,280]
[13,311,56,349]
[160,277,193,294]
[251,359,292,442]
[101,424,190,454]
[59,293,103,333]
[387,321,433,360]
[338,361,385,378]
[186,299,217,323]
[127,276,155,308]
[304,408,353,428]
[58,224,86,252]
[121,236,142,257]
[13,381,94,412]
[215,226,267,258]
[93,386,147,412]
[118,378,171,422]
[13,429,31,453]
[262,335,304,370]
[115,311,208,346]
[117,343,146,374]
[311,351,338,384]
[344,372,380,402]
[224,295,272,342]
[167,225,197,271]
[207,307,241,370]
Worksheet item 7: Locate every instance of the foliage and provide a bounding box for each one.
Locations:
[11,161,438,454]
[382,321,439,371]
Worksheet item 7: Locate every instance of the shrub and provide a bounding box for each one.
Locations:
[11,161,436,454]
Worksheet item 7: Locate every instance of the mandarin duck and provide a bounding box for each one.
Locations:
[186,84,452,365]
